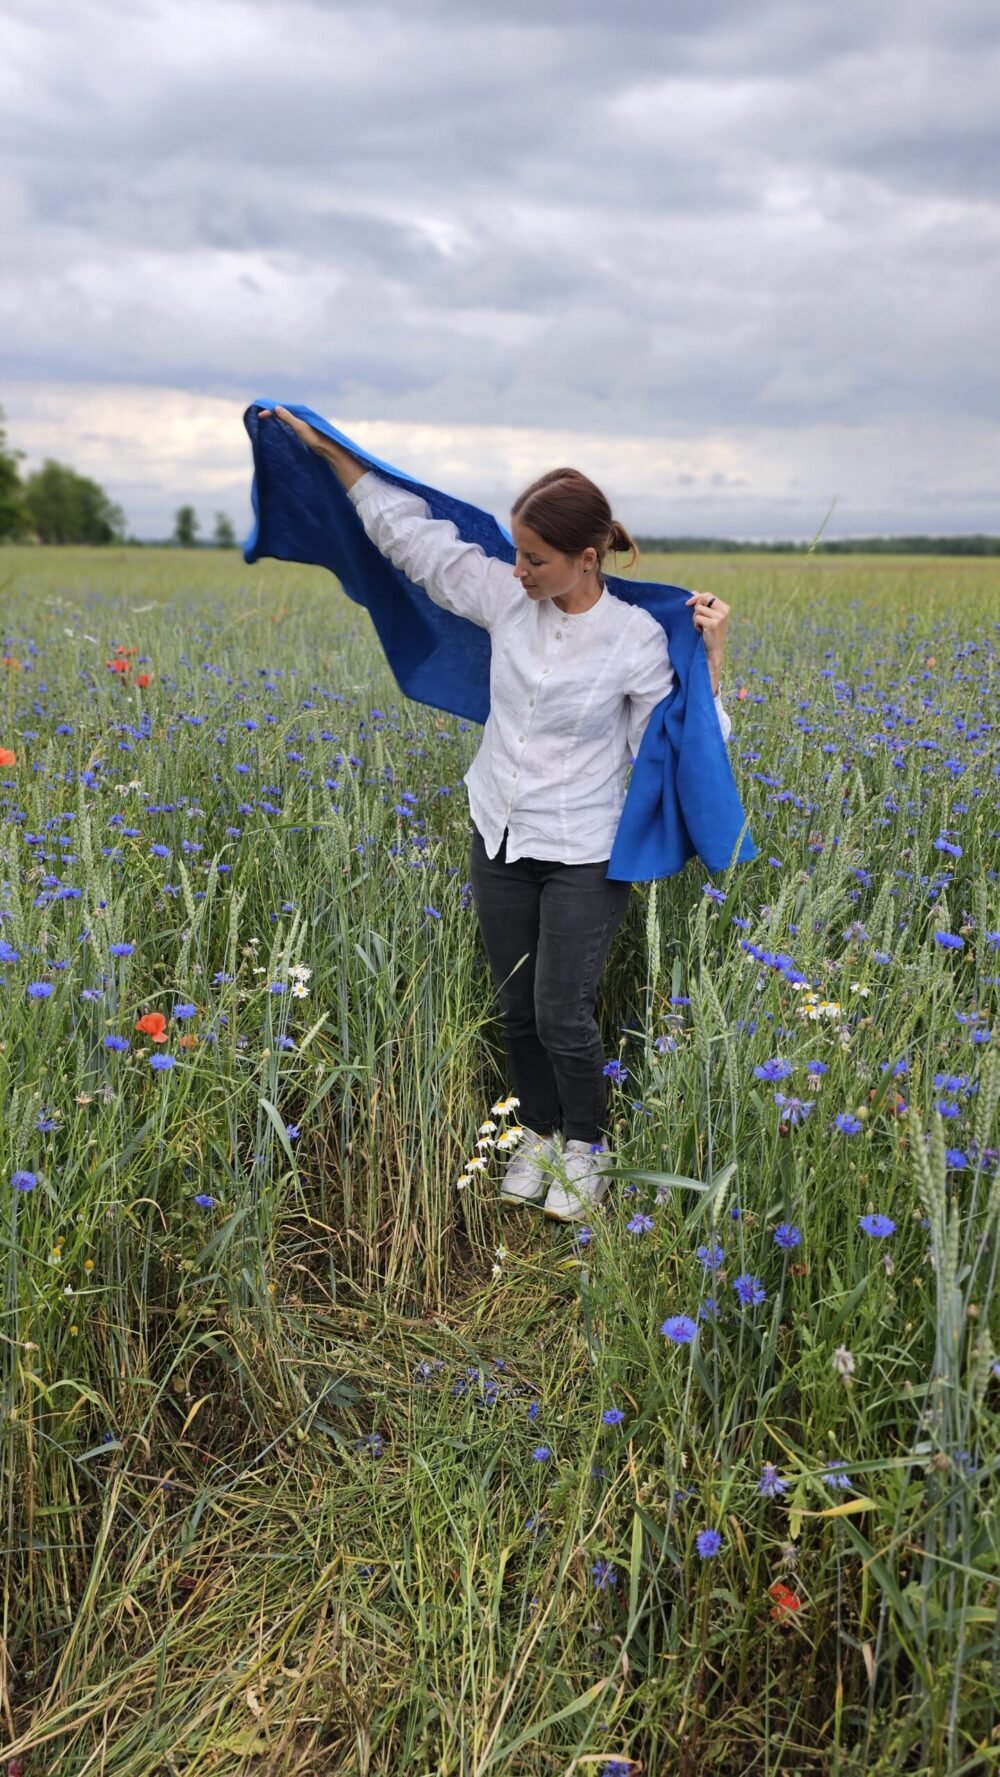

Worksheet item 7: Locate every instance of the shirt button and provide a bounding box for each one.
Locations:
[518,734,525,742]
[528,698,535,707]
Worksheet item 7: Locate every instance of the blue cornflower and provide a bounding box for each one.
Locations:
[602,1407,625,1426]
[754,1058,793,1081]
[109,943,134,957]
[173,1002,197,1019]
[733,1273,766,1306]
[527,1401,541,1420]
[822,1461,852,1489]
[149,1053,175,1071]
[834,1112,863,1135]
[27,981,54,999]
[35,1115,59,1132]
[934,932,963,950]
[945,1149,967,1170]
[355,1432,384,1457]
[986,932,1000,949]
[591,1560,619,1588]
[423,905,441,919]
[696,1243,724,1271]
[661,1314,698,1344]
[758,1462,787,1498]
[575,1225,593,1247]
[530,1445,551,1462]
[805,1059,828,1077]
[773,1092,814,1125]
[12,1170,37,1192]
[698,1297,719,1322]
[0,940,19,964]
[702,883,726,905]
[104,1034,129,1052]
[600,1763,632,1777]
[193,1193,216,1208]
[268,982,285,994]
[695,1528,723,1558]
[285,1123,301,1140]
[602,1059,627,1084]
[859,1214,895,1238]
[150,843,170,858]
[626,1213,654,1235]
[773,1223,802,1249]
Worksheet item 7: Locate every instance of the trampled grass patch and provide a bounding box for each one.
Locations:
[0,545,997,1775]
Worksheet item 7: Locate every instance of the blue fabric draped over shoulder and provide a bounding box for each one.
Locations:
[242,399,756,881]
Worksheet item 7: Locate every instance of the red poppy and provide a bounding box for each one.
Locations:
[135,672,151,689]
[108,658,129,674]
[0,747,16,767]
[135,1012,168,1043]
[768,1581,802,1619]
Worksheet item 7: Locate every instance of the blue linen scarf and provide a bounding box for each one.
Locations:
[242,400,756,881]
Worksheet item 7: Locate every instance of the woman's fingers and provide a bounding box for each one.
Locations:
[259,405,330,457]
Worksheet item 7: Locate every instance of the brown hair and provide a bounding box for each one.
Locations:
[511,467,640,578]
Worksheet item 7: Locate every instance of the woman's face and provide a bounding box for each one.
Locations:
[510,518,595,604]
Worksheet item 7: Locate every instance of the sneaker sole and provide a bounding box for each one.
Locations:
[543,1187,608,1222]
[500,1186,547,1206]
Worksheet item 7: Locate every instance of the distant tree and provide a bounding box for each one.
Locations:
[0,405,26,541]
[173,505,200,548]
[213,511,237,549]
[23,459,125,545]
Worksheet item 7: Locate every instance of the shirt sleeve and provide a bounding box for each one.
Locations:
[346,470,514,632]
[625,615,732,756]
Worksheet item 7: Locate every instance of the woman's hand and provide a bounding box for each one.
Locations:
[258,405,368,490]
[685,590,730,696]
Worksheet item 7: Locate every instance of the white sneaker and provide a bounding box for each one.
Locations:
[499,1129,560,1205]
[543,1140,612,1222]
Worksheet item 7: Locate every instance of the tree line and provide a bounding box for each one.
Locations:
[635,534,1000,555]
[0,405,237,547]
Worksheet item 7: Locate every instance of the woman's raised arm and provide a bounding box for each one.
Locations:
[260,405,514,631]
[259,405,368,489]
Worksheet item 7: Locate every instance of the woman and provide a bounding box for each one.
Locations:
[260,405,732,1222]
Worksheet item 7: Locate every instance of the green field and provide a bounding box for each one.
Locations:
[1,545,998,1776]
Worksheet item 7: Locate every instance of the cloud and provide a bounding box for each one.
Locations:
[1,0,997,534]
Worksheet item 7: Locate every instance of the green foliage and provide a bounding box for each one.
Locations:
[213,511,237,548]
[0,546,997,1776]
[22,457,126,544]
[0,404,26,540]
[173,503,200,547]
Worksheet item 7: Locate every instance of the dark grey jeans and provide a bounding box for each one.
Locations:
[469,823,631,1144]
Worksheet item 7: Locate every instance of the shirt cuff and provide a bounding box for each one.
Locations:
[345,469,377,506]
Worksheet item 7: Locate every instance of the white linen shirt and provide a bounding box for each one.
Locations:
[346,469,732,864]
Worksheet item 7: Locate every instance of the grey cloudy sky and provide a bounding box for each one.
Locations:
[2,0,998,539]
